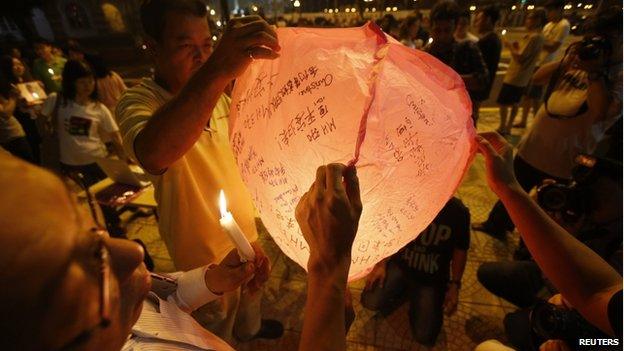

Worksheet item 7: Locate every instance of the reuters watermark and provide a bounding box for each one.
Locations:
[578,338,620,346]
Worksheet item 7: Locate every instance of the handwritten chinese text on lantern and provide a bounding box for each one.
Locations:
[229,23,476,280]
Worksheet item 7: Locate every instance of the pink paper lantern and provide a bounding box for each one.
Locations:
[229,23,476,280]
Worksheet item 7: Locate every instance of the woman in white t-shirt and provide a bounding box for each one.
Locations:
[41,59,127,185]
[473,10,622,238]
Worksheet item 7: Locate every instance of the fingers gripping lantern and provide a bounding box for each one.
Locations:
[229,23,476,280]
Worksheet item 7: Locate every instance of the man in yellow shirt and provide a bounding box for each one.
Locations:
[115,0,282,342]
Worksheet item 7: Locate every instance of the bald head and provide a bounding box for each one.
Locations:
[0,152,80,349]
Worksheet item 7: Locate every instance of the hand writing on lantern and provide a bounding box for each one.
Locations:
[295,164,362,273]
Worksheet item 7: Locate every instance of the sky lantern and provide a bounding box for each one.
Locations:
[229,23,476,280]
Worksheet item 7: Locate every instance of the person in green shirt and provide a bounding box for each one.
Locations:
[32,40,66,93]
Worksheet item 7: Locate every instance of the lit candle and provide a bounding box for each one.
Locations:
[219,190,256,262]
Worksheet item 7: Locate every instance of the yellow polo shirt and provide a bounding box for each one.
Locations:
[116,78,258,270]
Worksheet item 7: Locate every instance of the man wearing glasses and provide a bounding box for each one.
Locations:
[0,152,362,350]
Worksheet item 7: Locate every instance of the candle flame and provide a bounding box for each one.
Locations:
[219,190,227,218]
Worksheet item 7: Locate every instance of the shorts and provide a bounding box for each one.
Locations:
[496,83,525,105]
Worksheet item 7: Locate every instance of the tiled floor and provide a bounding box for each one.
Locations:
[121,108,531,350]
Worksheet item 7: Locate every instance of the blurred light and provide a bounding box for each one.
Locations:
[385,6,391,11]
[428,37,433,44]
[571,25,578,30]
[372,7,376,11]
[345,8,350,12]
[293,0,301,8]
[351,7,357,12]
[210,9,216,15]
[252,5,258,11]
[511,5,517,10]
[527,5,535,9]
[47,68,54,75]
[501,29,507,35]
[141,44,147,50]
[32,92,39,99]
[587,4,593,8]
[469,5,477,11]
[365,8,369,12]
[392,6,398,11]
[324,8,328,12]
[206,5,210,10]
[212,35,218,41]
[335,8,339,12]
[216,20,222,27]
[329,8,334,13]
[577,2,582,6]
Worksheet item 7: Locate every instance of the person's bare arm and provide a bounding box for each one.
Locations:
[134,16,280,174]
[542,40,563,54]
[0,97,16,120]
[573,53,612,122]
[297,164,362,351]
[532,60,564,85]
[444,249,467,315]
[108,131,128,162]
[477,132,622,336]
[450,249,467,285]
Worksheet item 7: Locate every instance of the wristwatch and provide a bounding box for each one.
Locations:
[448,279,462,289]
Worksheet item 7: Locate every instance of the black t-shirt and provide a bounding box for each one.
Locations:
[475,31,502,101]
[608,290,622,339]
[425,41,489,100]
[392,197,470,285]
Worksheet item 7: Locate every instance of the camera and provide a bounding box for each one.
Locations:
[536,182,587,223]
[576,36,611,61]
[530,301,608,348]
[536,155,621,223]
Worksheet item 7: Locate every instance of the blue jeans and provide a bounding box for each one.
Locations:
[361,260,446,346]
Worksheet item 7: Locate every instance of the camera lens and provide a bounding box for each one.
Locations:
[537,185,568,211]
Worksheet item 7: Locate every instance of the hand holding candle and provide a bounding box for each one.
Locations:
[219,190,256,262]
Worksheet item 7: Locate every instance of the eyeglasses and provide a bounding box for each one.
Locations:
[56,174,111,350]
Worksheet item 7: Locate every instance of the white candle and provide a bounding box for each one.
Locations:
[219,190,256,262]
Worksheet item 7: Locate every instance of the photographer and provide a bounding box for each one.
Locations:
[476,132,622,345]
[473,6,622,239]
[478,152,622,350]
[478,153,622,307]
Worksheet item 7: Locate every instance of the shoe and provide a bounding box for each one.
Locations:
[252,319,284,340]
[471,222,506,240]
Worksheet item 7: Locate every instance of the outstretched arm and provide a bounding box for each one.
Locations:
[297,164,362,351]
[476,132,622,336]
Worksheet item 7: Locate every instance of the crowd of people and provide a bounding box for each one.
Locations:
[0,0,621,350]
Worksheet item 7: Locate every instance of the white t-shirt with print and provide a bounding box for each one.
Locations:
[41,93,119,166]
[518,68,622,179]
[539,19,571,65]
